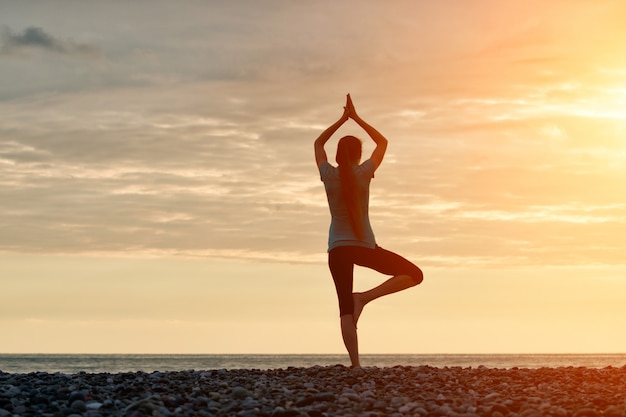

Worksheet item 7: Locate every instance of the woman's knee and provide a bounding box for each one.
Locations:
[410,267,424,285]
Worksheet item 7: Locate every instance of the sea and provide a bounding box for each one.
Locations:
[1,354,626,374]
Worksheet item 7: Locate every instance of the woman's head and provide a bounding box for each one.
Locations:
[336,135,362,166]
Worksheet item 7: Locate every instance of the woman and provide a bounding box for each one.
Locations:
[314,94,423,368]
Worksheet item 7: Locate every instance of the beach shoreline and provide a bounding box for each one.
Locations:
[2,365,626,417]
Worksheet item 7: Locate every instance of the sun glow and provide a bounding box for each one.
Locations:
[567,87,626,120]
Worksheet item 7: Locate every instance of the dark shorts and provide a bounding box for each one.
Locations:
[328,245,423,317]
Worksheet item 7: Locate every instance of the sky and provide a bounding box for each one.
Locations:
[1,0,626,355]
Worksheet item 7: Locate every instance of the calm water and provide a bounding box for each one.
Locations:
[1,354,626,374]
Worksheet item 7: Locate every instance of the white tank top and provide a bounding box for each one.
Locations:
[319,160,376,251]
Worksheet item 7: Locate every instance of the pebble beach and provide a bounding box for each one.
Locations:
[2,365,626,417]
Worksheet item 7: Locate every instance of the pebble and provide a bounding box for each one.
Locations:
[231,386,250,400]
[71,399,87,412]
[87,402,103,410]
[69,391,87,404]
[1,365,626,416]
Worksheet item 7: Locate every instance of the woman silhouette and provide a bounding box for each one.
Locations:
[314,94,423,368]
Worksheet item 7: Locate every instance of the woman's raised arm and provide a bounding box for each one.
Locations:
[346,95,388,170]
[314,97,350,169]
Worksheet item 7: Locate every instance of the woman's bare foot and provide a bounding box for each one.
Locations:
[353,292,366,327]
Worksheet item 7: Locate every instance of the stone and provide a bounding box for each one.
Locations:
[71,399,87,412]
[232,386,250,400]
[68,391,86,405]
[241,397,260,408]
[340,392,360,402]
[490,403,509,415]
[337,395,350,405]
[484,392,500,400]
[604,406,624,417]
[360,389,376,398]
[12,406,26,415]
[87,401,103,410]
[573,409,601,417]
[414,407,429,416]
[4,385,20,395]
[391,396,409,407]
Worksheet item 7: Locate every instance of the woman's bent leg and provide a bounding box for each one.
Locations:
[354,274,417,324]
[355,275,416,317]
[353,245,423,324]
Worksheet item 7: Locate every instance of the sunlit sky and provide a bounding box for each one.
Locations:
[2,1,626,354]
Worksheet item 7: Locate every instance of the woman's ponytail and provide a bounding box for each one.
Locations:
[336,136,364,240]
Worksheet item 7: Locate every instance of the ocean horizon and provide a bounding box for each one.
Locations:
[2,353,626,374]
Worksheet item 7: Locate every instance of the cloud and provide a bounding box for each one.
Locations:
[1,26,101,57]
[1,1,625,269]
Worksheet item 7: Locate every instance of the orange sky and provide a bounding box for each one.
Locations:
[1,1,625,354]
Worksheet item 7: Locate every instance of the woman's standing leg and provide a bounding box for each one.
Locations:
[329,247,361,367]
[340,315,359,367]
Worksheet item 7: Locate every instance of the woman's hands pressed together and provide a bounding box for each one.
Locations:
[344,94,359,121]
[315,93,388,170]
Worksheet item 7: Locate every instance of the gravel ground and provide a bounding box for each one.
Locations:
[2,365,626,417]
